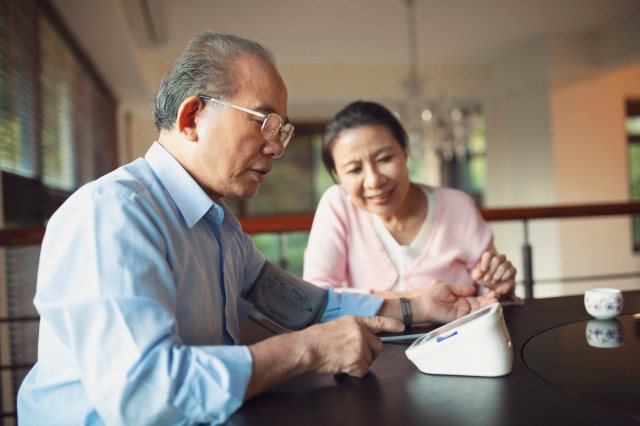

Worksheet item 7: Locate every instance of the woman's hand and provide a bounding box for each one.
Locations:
[472,251,517,299]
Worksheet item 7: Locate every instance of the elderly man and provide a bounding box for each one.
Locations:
[17,32,496,425]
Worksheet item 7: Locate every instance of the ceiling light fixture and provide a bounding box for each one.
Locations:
[401,0,481,163]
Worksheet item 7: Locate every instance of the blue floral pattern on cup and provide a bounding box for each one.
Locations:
[584,288,623,320]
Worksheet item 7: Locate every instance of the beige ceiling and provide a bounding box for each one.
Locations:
[49,0,639,110]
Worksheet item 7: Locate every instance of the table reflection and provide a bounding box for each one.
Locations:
[523,314,640,420]
[585,318,624,348]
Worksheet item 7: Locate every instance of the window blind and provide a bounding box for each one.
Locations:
[0,0,118,418]
[0,0,39,180]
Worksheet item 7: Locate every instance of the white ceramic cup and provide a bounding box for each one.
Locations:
[584,288,623,320]
[585,319,624,348]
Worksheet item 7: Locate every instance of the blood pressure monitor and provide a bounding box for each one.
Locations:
[405,303,513,377]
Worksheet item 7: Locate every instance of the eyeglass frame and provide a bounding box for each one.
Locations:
[198,95,294,151]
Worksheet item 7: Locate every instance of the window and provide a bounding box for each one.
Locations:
[0,0,39,181]
[627,100,640,251]
[1,0,117,226]
[236,124,332,276]
[0,0,118,417]
[438,114,487,206]
[409,105,487,207]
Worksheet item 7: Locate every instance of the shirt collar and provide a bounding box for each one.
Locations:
[145,141,223,228]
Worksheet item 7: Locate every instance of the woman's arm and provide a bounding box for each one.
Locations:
[303,187,351,289]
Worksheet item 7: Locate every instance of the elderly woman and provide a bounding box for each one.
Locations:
[303,100,518,301]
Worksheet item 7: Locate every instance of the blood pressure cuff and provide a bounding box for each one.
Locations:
[246,261,328,332]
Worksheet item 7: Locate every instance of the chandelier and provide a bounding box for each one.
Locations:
[399,0,481,163]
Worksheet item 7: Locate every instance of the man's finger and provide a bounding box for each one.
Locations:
[362,329,384,360]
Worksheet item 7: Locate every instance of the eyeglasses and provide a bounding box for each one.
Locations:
[199,95,294,155]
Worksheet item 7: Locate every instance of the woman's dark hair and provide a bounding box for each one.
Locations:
[322,100,408,180]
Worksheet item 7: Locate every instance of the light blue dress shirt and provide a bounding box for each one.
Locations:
[17,142,383,425]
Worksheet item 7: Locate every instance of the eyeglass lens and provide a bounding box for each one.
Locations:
[262,115,294,146]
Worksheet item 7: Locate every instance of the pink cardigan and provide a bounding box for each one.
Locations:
[303,185,493,293]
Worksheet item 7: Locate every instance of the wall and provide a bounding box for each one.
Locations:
[117,105,158,166]
[115,28,640,299]
[485,36,563,297]
[551,62,640,295]
[117,62,493,165]
[486,30,640,297]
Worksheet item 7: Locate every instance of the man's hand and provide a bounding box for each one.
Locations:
[471,251,517,298]
[411,280,498,324]
[296,315,404,377]
[246,315,403,399]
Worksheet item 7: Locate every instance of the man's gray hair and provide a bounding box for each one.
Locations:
[152,32,276,131]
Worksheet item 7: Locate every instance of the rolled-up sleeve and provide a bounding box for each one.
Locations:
[320,287,384,322]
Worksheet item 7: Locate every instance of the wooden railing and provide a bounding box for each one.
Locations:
[239,201,640,299]
[2,200,640,298]
[239,201,640,233]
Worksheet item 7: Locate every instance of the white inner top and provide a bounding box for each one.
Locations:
[372,186,435,291]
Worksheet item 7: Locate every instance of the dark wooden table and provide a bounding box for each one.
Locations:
[230,290,640,426]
